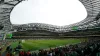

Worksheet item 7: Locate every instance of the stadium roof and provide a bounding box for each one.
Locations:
[0,0,100,33]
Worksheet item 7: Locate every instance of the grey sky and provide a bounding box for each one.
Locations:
[10,0,87,26]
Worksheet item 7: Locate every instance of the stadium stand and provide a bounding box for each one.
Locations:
[1,39,99,56]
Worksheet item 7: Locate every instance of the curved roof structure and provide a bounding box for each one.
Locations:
[0,0,100,33]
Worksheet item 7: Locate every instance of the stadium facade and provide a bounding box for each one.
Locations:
[0,0,100,38]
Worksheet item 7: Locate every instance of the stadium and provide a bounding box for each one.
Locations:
[0,0,100,56]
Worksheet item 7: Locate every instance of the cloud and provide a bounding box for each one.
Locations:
[10,0,87,26]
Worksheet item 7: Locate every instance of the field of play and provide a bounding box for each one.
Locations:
[10,39,85,51]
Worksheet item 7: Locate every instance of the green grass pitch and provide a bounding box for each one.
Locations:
[10,39,84,51]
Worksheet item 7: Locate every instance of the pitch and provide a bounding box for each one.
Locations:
[10,39,84,51]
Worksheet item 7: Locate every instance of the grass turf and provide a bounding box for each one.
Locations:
[10,39,84,51]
